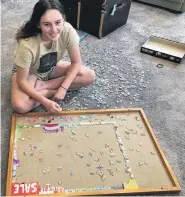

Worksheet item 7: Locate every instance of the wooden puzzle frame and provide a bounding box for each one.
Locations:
[6,108,181,196]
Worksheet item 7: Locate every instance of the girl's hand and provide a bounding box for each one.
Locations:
[44,99,62,114]
[52,87,67,102]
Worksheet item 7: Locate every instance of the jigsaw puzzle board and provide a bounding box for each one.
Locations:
[6,108,180,196]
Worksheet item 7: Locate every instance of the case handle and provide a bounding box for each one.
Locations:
[110,2,126,16]
[110,4,117,16]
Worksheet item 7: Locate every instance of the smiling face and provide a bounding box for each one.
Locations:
[39,9,64,41]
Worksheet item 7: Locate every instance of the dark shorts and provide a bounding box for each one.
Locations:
[34,67,55,81]
[12,65,55,81]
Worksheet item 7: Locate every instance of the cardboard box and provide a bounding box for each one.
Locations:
[141,36,185,63]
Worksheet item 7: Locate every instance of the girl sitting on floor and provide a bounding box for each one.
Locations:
[12,0,96,114]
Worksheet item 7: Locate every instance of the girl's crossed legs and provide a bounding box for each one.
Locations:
[12,61,96,113]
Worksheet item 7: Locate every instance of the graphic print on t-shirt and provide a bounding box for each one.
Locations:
[38,52,57,73]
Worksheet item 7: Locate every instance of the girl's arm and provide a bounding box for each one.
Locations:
[16,67,61,113]
[61,45,82,90]
[52,45,82,101]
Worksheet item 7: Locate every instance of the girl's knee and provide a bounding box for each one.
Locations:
[81,67,96,84]
[12,101,30,114]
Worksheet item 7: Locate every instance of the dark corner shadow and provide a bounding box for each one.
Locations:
[132,0,183,14]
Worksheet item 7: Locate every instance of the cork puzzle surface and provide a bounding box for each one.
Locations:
[6,109,180,196]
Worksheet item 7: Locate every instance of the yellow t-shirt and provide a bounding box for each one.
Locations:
[13,22,79,75]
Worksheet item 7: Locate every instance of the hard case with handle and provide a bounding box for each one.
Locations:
[60,0,131,38]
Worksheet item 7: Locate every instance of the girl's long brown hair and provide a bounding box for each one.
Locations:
[16,0,65,41]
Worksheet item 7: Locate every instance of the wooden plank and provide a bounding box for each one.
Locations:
[6,115,16,196]
[13,108,142,117]
[30,187,180,196]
